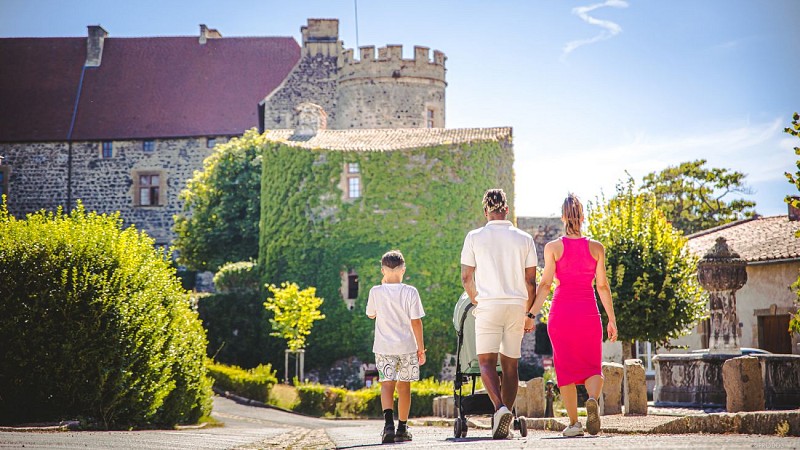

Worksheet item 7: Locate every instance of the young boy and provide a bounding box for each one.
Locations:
[366,250,426,444]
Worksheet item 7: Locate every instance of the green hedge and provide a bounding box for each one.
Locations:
[0,203,212,428]
[207,361,277,403]
[294,378,452,418]
[213,261,260,294]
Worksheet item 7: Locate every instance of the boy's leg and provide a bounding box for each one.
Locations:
[396,381,411,421]
[380,380,397,412]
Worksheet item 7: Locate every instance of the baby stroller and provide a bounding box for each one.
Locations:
[452,292,528,438]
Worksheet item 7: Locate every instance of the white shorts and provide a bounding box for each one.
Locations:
[473,303,525,358]
[375,352,420,382]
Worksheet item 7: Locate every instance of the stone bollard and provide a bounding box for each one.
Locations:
[601,362,624,415]
[444,395,455,418]
[722,356,765,412]
[545,380,555,418]
[624,359,648,415]
[433,396,442,417]
[514,377,544,417]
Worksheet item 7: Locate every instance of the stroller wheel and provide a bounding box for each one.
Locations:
[460,418,468,437]
[453,417,463,438]
[518,416,528,437]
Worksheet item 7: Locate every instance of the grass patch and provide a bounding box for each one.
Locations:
[268,384,300,410]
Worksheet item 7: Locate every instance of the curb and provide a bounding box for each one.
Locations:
[0,420,80,433]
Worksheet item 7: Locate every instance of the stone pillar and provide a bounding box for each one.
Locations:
[515,377,545,417]
[722,356,765,412]
[601,362,624,415]
[623,359,648,415]
[697,237,747,355]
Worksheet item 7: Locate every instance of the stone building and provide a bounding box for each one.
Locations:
[0,19,446,246]
[661,206,800,356]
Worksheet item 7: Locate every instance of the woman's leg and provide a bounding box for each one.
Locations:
[396,381,411,421]
[584,374,603,400]
[560,383,578,425]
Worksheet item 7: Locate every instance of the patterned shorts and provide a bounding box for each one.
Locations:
[375,352,420,382]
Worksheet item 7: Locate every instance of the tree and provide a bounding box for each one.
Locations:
[587,179,707,359]
[641,159,756,235]
[173,129,264,271]
[783,112,800,335]
[264,282,326,352]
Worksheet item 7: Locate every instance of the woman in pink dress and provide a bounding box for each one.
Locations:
[524,194,618,437]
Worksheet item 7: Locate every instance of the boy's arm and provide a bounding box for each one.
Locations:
[411,318,426,366]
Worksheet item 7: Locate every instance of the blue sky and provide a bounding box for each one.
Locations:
[2,0,798,218]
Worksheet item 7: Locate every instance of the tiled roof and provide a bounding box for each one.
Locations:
[0,35,300,142]
[262,127,512,151]
[687,215,800,263]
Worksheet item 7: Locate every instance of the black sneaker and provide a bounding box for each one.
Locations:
[394,426,412,442]
[381,424,395,444]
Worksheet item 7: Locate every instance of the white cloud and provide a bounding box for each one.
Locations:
[562,0,629,60]
[515,118,791,216]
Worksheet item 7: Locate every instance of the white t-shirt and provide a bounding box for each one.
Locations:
[366,283,426,355]
[460,219,538,306]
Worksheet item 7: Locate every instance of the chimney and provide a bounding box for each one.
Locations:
[788,196,800,221]
[293,102,327,138]
[85,25,108,67]
[199,24,222,44]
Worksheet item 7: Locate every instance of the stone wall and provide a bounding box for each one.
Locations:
[2,137,223,245]
[516,216,563,269]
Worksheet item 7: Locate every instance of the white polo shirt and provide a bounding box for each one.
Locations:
[366,283,426,354]
[460,220,538,306]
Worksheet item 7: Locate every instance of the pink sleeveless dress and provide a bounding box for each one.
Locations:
[547,237,603,387]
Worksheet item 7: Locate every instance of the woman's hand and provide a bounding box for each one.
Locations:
[607,321,618,342]
[524,316,535,333]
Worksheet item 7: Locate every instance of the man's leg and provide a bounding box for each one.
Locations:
[478,352,503,410]
[499,354,519,410]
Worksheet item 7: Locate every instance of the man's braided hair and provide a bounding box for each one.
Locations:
[482,188,507,214]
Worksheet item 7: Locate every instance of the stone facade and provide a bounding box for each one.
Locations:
[1,137,221,245]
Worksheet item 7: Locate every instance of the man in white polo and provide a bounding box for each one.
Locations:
[460,188,537,439]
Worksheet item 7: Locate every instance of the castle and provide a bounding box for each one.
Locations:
[0,19,450,246]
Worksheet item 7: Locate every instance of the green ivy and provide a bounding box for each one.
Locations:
[259,139,514,377]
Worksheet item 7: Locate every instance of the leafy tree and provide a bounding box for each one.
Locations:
[783,112,800,335]
[587,179,707,358]
[173,129,264,271]
[264,282,326,351]
[641,159,756,235]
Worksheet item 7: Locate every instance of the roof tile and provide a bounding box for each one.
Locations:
[687,216,800,263]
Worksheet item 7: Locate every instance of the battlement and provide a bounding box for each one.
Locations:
[301,18,342,57]
[339,44,446,85]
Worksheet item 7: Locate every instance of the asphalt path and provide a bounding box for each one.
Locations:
[1,396,798,449]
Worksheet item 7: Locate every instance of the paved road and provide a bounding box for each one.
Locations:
[0,396,797,449]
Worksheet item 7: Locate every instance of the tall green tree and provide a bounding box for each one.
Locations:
[641,159,756,235]
[587,179,707,358]
[783,112,800,335]
[173,129,264,271]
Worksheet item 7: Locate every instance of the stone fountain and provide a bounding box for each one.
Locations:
[653,237,800,410]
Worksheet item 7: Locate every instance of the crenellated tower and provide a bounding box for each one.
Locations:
[334,44,446,129]
[260,19,447,132]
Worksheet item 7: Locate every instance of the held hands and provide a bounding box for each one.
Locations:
[607,321,618,342]
[524,316,535,333]
[417,349,427,366]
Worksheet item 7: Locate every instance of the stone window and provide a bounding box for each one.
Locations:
[341,268,359,310]
[143,140,155,152]
[206,137,217,148]
[0,165,9,199]
[346,163,361,199]
[133,171,166,207]
[101,141,113,158]
[427,108,435,128]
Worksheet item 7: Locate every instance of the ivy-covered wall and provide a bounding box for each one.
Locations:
[259,138,514,377]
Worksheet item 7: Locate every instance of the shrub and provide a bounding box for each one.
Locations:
[294,382,347,417]
[213,261,259,294]
[206,361,277,403]
[0,203,212,428]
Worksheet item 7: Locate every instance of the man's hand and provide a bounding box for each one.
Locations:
[524,316,534,333]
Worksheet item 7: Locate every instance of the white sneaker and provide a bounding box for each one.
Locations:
[563,421,584,437]
[492,406,513,439]
[585,398,600,435]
